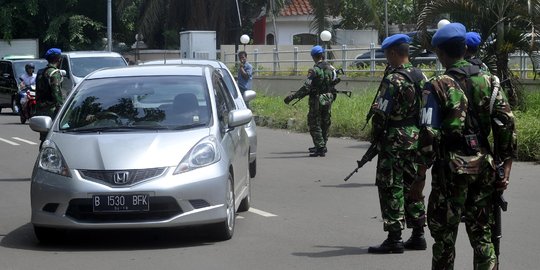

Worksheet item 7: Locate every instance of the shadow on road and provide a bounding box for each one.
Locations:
[264,151,312,159]
[1,223,220,252]
[320,183,375,188]
[0,178,30,182]
[292,245,369,258]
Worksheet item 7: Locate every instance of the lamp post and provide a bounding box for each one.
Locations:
[240,34,250,51]
[320,30,332,59]
[437,19,451,29]
[107,0,112,52]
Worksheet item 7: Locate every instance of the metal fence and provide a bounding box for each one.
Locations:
[222,43,537,79]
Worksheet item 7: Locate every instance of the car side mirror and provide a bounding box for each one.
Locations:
[228,109,252,128]
[60,69,67,77]
[242,90,256,103]
[29,116,53,133]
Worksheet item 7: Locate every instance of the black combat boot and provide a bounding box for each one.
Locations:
[368,230,404,254]
[308,146,327,153]
[404,227,427,250]
[309,147,326,157]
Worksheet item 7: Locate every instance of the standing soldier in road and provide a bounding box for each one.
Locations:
[284,45,336,157]
[367,34,428,254]
[35,48,64,148]
[416,23,516,269]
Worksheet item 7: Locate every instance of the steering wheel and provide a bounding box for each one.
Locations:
[97,111,122,125]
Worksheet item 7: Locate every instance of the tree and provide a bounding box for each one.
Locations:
[115,0,248,48]
[0,0,105,52]
[417,0,540,107]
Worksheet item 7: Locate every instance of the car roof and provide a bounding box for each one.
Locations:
[85,64,212,80]
[2,55,36,60]
[1,58,47,63]
[142,59,226,69]
[62,51,124,58]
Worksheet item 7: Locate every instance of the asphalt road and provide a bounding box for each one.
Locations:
[0,112,538,270]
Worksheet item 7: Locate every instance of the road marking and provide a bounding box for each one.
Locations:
[0,137,19,145]
[248,208,277,217]
[12,137,37,145]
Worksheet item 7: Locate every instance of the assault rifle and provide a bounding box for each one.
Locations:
[361,65,393,130]
[284,68,350,106]
[492,163,508,269]
[343,143,378,181]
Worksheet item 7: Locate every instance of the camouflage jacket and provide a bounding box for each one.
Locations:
[294,60,335,100]
[371,62,426,151]
[36,63,64,116]
[418,59,517,169]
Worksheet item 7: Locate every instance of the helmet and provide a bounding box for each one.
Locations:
[44,48,62,61]
[25,63,35,71]
[311,45,324,56]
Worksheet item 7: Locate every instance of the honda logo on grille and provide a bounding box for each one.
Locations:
[113,171,130,185]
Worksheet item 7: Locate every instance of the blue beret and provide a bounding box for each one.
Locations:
[311,45,324,56]
[381,34,411,50]
[44,48,62,60]
[466,32,481,49]
[431,23,466,47]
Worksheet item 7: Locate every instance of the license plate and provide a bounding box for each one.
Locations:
[92,194,149,212]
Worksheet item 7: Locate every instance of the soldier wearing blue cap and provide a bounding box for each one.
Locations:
[284,45,338,157]
[464,32,490,72]
[367,33,428,254]
[417,23,516,269]
[35,48,64,148]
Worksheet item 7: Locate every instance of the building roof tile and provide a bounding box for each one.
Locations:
[280,0,313,16]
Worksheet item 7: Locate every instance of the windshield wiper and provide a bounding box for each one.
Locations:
[62,126,169,133]
[170,123,207,130]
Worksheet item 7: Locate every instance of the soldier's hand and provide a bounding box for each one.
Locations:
[284,95,295,105]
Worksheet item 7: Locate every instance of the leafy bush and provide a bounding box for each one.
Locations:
[251,88,540,162]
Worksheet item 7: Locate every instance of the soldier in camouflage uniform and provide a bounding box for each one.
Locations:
[465,32,490,73]
[416,23,517,270]
[284,45,336,157]
[367,34,428,254]
[36,48,64,148]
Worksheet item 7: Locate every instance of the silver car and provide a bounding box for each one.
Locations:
[29,65,252,243]
[143,59,257,178]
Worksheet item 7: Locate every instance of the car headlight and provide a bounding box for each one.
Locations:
[38,141,71,177]
[173,135,221,175]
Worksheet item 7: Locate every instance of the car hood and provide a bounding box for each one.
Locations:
[50,128,211,170]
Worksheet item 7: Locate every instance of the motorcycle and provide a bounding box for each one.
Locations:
[19,85,36,124]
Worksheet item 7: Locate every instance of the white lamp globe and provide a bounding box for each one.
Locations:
[240,34,250,45]
[320,30,332,42]
[437,19,451,29]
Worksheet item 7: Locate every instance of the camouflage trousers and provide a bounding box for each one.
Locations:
[307,97,331,148]
[428,159,497,270]
[375,149,426,232]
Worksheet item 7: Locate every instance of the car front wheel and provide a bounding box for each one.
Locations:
[208,173,235,241]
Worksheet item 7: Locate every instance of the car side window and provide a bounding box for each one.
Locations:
[0,62,7,75]
[213,74,235,131]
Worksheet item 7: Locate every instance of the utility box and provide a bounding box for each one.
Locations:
[179,31,216,60]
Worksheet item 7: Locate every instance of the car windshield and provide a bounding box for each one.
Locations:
[13,60,47,79]
[58,75,211,132]
[70,57,127,77]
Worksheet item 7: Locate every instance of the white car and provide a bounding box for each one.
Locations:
[29,65,252,243]
[60,51,128,96]
[143,59,258,178]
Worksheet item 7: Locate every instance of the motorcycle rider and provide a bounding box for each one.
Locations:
[17,63,37,111]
